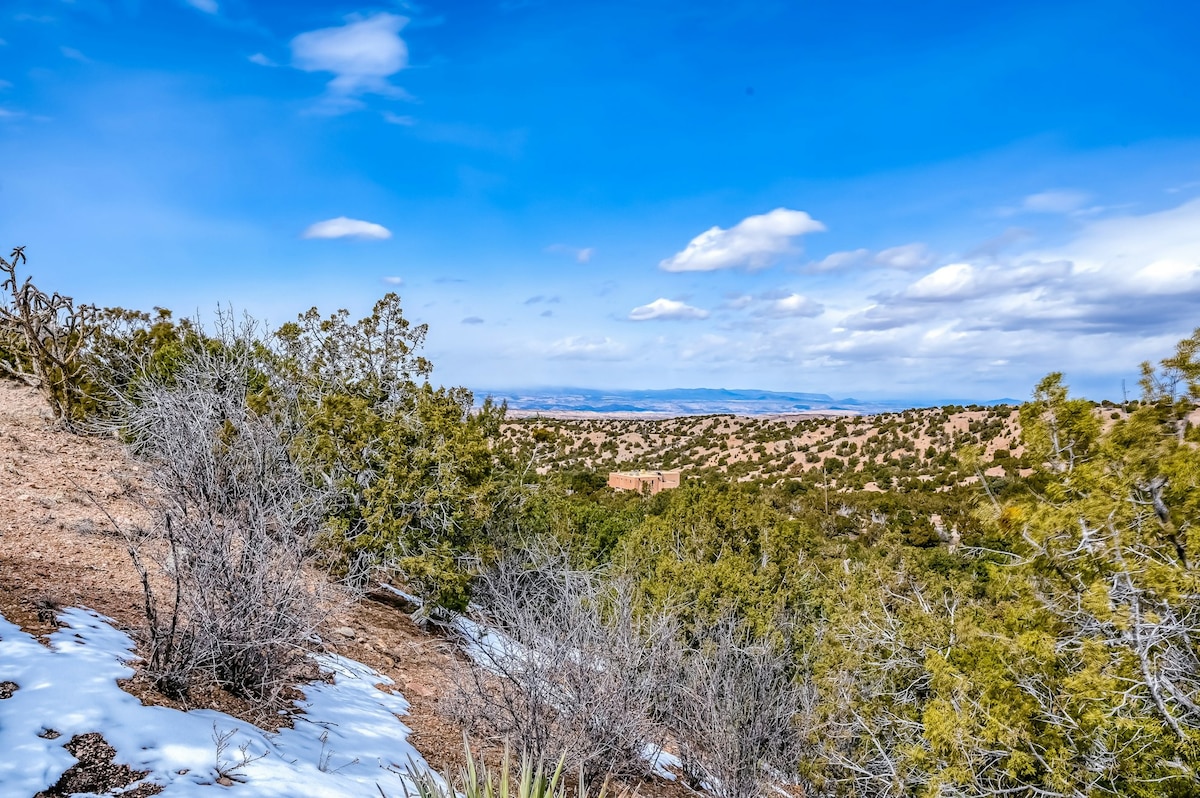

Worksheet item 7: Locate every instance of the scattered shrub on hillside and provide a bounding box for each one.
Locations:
[107,318,333,703]
[666,613,808,798]
[449,546,676,783]
[275,295,511,608]
[0,246,99,427]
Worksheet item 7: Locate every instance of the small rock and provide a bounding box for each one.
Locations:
[335,626,357,639]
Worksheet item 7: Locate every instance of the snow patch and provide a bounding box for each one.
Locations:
[0,606,443,796]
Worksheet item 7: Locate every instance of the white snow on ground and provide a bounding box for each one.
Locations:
[642,745,681,782]
[0,606,445,798]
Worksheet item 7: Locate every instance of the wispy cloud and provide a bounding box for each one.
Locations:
[545,336,628,360]
[811,242,932,272]
[545,244,594,263]
[184,0,219,14]
[998,189,1093,217]
[462,316,484,325]
[382,111,415,126]
[837,199,1200,342]
[628,298,709,321]
[60,46,90,63]
[291,13,410,107]
[382,276,403,285]
[875,243,934,269]
[760,293,824,318]
[301,216,392,240]
[1021,189,1090,214]
[248,53,277,67]
[660,208,825,272]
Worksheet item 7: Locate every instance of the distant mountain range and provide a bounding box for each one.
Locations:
[475,387,1021,417]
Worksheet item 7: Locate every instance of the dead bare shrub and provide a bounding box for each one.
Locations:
[667,613,807,798]
[106,317,333,703]
[449,546,677,784]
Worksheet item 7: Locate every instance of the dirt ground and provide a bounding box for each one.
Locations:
[0,379,692,797]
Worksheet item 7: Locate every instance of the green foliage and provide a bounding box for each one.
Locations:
[12,242,1200,792]
[616,482,798,635]
[1019,371,1101,473]
[5,263,511,610]
[404,740,607,798]
[1,246,99,426]
[269,296,512,608]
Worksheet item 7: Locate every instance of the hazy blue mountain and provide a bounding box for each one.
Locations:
[476,387,1020,416]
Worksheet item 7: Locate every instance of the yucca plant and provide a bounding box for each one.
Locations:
[402,736,610,798]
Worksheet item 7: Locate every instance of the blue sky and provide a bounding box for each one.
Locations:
[2,0,1200,400]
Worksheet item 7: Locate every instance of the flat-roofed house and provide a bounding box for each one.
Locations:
[607,469,682,494]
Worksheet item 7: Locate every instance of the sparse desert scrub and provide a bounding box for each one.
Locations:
[448,546,677,784]
[102,318,334,703]
[665,613,809,798]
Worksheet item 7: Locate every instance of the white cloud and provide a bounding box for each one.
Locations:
[1021,189,1090,214]
[679,334,731,361]
[545,244,594,263]
[811,242,932,272]
[60,46,90,63]
[1032,197,1200,274]
[628,298,710,321]
[382,111,415,126]
[903,263,980,301]
[762,293,824,318]
[545,336,629,360]
[1132,259,1200,293]
[301,217,392,240]
[811,248,870,272]
[875,242,934,269]
[291,13,409,99]
[837,198,1200,345]
[382,276,403,285]
[660,208,826,272]
[248,53,277,67]
[184,0,219,12]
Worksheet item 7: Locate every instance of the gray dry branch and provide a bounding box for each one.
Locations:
[449,547,677,784]
[106,318,334,704]
[667,613,807,798]
[0,246,99,428]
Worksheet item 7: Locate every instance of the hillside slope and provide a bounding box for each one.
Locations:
[0,380,699,797]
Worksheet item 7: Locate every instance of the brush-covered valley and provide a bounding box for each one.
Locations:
[4,248,1200,797]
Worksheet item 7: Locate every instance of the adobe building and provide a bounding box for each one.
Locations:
[607,469,682,495]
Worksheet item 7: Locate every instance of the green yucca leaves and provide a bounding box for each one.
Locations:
[400,736,610,798]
